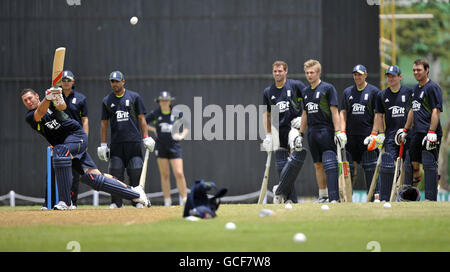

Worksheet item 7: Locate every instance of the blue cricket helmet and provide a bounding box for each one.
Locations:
[397,185,420,201]
[183,180,227,219]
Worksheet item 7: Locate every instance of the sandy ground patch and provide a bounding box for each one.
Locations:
[0,206,183,226]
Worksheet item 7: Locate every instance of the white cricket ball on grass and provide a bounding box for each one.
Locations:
[383,202,392,208]
[293,233,307,243]
[130,16,138,25]
[321,204,329,211]
[225,222,236,230]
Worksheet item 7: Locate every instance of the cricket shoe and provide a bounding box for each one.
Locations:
[272,185,285,204]
[53,201,70,210]
[132,185,151,207]
[314,196,329,203]
[108,203,123,209]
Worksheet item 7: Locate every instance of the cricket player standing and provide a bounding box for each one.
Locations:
[298,59,342,203]
[398,59,443,201]
[262,60,307,204]
[339,65,381,199]
[21,88,149,210]
[374,65,413,201]
[98,71,155,208]
[60,70,88,208]
[146,91,189,206]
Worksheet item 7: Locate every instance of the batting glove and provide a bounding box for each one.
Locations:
[262,134,273,152]
[143,136,155,152]
[334,131,347,148]
[293,133,304,152]
[375,132,385,150]
[422,130,438,150]
[97,143,110,162]
[364,131,378,151]
[395,128,408,145]
[290,117,302,129]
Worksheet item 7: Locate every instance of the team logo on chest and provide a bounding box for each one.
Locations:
[160,122,173,133]
[412,100,421,111]
[276,101,290,113]
[305,102,319,113]
[44,119,61,130]
[351,103,365,115]
[388,106,405,117]
[116,110,130,122]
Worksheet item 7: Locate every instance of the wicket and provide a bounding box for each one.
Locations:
[46,146,59,209]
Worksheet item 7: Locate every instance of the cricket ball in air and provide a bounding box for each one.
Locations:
[293,233,307,243]
[225,222,236,230]
[130,16,138,25]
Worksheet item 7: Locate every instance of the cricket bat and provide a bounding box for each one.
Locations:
[139,149,150,188]
[390,141,404,202]
[257,151,272,204]
[337,144,353,202]
[52,47,66,87]
[366,148,384,202]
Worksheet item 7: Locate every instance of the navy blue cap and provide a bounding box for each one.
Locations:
[352,64,367,75]
[109,71,124,81]
[62,70,75,80]
[385,65,401,76]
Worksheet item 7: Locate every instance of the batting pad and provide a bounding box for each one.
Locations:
[422,150,438,201]
[81,173,139,200]
[379,152,395,201]
[276,150,306,199]
[52,145,73,205]
[322,150,339,202]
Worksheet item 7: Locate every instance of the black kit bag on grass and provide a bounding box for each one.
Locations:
[183,180,227,219]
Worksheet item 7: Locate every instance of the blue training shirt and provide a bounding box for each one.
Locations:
[411,79,443,136]
[63,89,88,126]
[340,83,380,136]
[263,78,305,129]
[101,89,147,144]
[302,81,339,130]
[375,85,413,139]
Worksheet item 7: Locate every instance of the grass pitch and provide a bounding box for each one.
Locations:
[0,202,449,252]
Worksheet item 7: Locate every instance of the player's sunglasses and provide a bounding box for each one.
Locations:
[62,78,72,82]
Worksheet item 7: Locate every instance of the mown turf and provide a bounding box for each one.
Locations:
[0,202,449,252]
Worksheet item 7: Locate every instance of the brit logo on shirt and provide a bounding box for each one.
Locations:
[116,110,130,122]
[351,103,365,115]
[276,101,290,113]
[305,102,319,113]
[388,106,405,117]
[412,100,421,111]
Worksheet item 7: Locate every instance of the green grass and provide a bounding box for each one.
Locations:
[1,202,449,252]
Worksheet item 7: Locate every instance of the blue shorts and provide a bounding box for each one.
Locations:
[63,129,97,174]
[307,128,336,163]
[277,126,290,150]
[155,142,182,159]
[384,137,410,159]
[110,142,143,167]
[408,132,441,162]
[346,135,366,163]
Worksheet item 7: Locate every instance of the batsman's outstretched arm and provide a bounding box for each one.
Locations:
[34,98,51,122]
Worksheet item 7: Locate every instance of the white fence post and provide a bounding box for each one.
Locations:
[9,191,15,207]
[93,191,99,206]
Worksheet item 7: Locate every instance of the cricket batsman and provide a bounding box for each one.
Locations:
[398,59,443,201]
[21,88,150,210]
[339,65,381,199]
[374,65,413,201]
[262,60,307,204]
